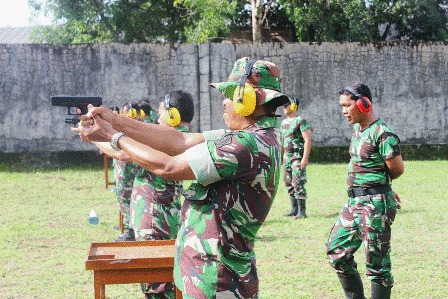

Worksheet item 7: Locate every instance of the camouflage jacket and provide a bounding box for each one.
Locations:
[175,117,281,299]
[142,110,159,124]
[132,124,192,239]
[347,118,401,187]
[281,115,310,156]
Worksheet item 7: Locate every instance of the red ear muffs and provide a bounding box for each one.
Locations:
[344,86,372,113]
[356,97,372,113]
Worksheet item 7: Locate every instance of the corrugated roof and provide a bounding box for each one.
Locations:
[0,26,34,44]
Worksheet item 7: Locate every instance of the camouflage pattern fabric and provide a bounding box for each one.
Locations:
[326,192,397,287]
[142,110,159,124]
[281,116,309,199]
[347,119,401,187]
[210,57,289,107]
[130,124,192,297]
[326,118,401,288]
[113,159,137,229]
[174,117,281,299]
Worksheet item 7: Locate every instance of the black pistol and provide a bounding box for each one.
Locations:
[51,95,102,125]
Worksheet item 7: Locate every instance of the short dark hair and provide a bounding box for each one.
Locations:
[138,100,154,116]
[122,102,139,112]
[339,82,372,103]
[164,90,195,123]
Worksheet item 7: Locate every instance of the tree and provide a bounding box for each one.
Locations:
[173,0,244,42]
[278,0,448,42]
[174,0,294,42]
[29,0,189,44]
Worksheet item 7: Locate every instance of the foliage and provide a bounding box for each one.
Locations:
[174,0,243,42]
[174,0,295,42]
[26,0,448,44]
[29,0,188,44]
[278,0,448,42]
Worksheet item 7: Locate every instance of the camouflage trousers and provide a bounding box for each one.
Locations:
[114,161,137,230]
[116,189,132,229]
[326,192,397,287]
[130,184,180,298]
[283,152,307,199]
[140,235,175,299]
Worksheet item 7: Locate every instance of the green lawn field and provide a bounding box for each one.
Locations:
[0,160,447,298]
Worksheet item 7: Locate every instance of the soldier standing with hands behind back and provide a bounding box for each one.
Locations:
[326,82,404,299]
[281,97,311,219]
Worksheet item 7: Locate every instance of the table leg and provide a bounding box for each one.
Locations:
[175,286,183,299]
[94,272,106,299]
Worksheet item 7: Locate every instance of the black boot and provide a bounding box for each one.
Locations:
[337,272,366,299]
[294,198,307,219]
[114,228,135,242]
[283,195,298,216]
[371,282,391,299]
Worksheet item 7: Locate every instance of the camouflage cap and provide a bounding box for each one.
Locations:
[210,57,290,108]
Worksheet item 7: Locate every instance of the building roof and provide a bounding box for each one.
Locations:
[0,26,34,44]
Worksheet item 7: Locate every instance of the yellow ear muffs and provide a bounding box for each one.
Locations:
[233,84,256,116]
[290,102,297,111]
[128,108,137,118]
[140,109,146,118]
[164,94,181,126]
[166,107,181,127]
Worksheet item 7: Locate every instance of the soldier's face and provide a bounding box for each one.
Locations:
[340,94,362,124]
[157,102,170,127]
[222,98,247,130]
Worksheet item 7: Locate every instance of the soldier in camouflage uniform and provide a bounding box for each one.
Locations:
[326,82,404,299]
[133,91,194,299]
[281,97,311,219]
[75,57,290,299]
[112,102,141,242]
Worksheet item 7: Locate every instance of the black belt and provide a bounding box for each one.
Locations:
[347,186,392,198]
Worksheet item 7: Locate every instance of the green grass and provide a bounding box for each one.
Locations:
[1,161,447,298]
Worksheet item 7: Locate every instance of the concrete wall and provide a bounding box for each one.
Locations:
[1,42,447,153]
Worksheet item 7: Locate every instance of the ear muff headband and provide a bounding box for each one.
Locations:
[233,59,257,116]
[344,86,372,113]
[165,95,181,126]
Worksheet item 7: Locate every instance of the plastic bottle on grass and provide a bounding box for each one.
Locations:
[89,210,99,225]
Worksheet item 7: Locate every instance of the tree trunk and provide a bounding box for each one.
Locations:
[251,0,263,42]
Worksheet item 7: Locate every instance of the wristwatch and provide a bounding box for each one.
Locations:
[110,132,125,151]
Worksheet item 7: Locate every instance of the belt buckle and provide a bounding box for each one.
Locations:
[347,188,354,198]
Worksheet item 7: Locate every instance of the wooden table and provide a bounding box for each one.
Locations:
[85,239,182,299]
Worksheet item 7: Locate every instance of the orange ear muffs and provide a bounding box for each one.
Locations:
[344,86,372,113]
[233,84,256,116]
[140,109,146,119]
[165,95,181,127]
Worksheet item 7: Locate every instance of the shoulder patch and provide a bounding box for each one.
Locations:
[214,133,233,148]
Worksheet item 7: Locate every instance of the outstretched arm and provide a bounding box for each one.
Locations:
[78,105,205,155]
[74,113,197,181]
